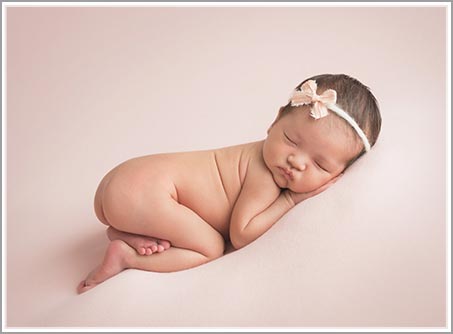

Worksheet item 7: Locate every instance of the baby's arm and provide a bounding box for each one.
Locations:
[229,163,293,250]
[284,174,342,206]
[229,162,342,250]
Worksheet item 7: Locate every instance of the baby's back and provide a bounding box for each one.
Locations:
[173,142,256,237]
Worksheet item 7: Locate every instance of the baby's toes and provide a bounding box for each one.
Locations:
[77,280,88,294]
[143,239,158,248]
[138,247,147,255]
[158,240,171,250]
[156,244,165,253]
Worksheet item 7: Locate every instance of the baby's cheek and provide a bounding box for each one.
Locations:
[291,177,320,194]
[290,182,312,194]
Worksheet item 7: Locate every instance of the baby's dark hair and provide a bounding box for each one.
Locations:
[282,73,382,166]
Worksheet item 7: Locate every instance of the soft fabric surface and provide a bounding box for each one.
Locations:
[5,6,447,328]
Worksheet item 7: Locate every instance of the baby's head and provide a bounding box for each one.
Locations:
[263,73,381,193]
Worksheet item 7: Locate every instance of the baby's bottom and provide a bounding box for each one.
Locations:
[78,163,225,294]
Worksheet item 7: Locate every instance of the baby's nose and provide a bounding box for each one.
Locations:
[288,155,306,171]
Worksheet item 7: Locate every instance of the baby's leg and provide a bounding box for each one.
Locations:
[79,178,225,293]
[93,167,171,254]
[78,239,221,294]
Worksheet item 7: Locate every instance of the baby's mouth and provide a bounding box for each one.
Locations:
[278,167,293,180]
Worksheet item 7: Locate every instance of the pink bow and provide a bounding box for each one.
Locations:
[289,80,337,119]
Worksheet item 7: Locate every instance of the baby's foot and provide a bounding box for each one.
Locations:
[77,240,133,294]
[107,226,171,256]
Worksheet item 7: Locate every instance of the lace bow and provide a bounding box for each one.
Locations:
[289,80,337,119]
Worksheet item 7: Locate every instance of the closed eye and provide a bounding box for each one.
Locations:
[284,132,297,146]
[315,161,329,173]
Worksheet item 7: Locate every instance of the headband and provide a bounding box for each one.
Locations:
[289,80,371,152]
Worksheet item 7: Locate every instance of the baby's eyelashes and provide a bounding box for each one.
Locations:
[284,132,297,146]
[314,161,329,173]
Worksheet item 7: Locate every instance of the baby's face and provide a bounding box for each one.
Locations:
[262,107,361,193]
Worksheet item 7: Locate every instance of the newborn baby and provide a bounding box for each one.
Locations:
[78,74,381,294]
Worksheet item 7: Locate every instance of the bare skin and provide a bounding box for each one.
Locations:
[78,106,360,294]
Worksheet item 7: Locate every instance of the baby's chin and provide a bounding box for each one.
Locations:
[271,173,289,189]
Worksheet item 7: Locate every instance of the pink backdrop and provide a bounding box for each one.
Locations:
[5,5,448,328]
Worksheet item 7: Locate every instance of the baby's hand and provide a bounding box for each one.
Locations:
[284,174,343,206]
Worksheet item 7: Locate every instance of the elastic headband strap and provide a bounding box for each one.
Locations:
[327,104,371,152]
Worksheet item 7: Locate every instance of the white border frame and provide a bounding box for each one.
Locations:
[2,2,451,332]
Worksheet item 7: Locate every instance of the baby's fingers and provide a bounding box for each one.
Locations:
[309,174,343,197]
[287,174,343,205]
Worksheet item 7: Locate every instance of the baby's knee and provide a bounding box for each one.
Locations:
[204,235,225,260]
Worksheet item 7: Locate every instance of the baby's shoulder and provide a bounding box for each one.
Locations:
[213,141,262,183]
[244,142,279,190]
